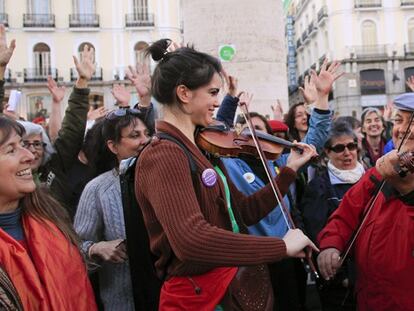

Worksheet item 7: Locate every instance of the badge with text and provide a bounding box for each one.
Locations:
[202,168,217,187]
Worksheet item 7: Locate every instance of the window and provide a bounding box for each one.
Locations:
[33,43,51,76]
[134,41,150,67]
[361,20,377,45]
[72,0,95,14]
[408,18,414,44]
[133,0,148,16]
[0,0,4,13]
[27,0,50,14]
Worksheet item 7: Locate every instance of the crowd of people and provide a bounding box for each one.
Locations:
[1,24,414,311]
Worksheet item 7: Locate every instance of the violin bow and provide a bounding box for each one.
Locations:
[339,110,414,265]
[238,101,320,280]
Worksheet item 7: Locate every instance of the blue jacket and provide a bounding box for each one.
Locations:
[219,108,332,238]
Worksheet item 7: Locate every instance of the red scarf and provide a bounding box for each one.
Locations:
[0,215,96,311]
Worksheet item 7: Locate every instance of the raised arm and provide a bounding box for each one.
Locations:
[47,76,66,142]
[0,24,15,112]
[302,60,342,150]
[51,44,95,172]
[216,70,240,127]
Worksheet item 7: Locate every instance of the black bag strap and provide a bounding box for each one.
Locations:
[120,160,161,311]
[120,132,200,310]
[157,132,199,186]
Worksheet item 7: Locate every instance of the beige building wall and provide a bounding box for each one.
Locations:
[2,0,182,120]
[182,0,289,119]
[289,0,414,117]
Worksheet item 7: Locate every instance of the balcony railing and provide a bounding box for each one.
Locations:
[125,13,155,27]
[404,43,414,56]
[69,14,99,28]
[70,67,102,81]
[355,0,382,8]
[24,68,58,82]
[0,13,8,27]
[352,44,388,59]
[319,54,326,66]
[401,0,414,5]
[296,39,302,49]
[23,14,55,28]
[318,6,328,22]
[308,21,317,35]
[301,30,308,42]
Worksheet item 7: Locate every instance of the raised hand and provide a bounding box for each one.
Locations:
[406,76,414,92]
[271,99,284,121]
[312,59,343,96]
[87,106,108,121]
[383,100,393,121]
[2,104,18,120]
[299,74,318,105]
[73,44,96,82]
[47,76,65,103]
[222,68,239,97]
[126,63,151,100]
[238,92,254,111]
[111,84,131,107]
[0,24,15,68]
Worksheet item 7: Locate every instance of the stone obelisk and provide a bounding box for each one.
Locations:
[181,0,288,117]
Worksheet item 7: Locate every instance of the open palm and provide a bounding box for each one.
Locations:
[126,63,151,98]
[0,24,15,68]
[313,59,343,95]
[73,44,96,81]
[47,76,65,103]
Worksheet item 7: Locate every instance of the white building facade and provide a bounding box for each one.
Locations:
[1,0,181,120]
[286,0,414,117]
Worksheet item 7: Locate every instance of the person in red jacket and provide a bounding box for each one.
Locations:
[317,93,414,311]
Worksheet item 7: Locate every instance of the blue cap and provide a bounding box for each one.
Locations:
[394,93,414,112]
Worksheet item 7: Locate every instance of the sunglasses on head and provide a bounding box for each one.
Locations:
[105,107,142,120]
[329,142,358,153]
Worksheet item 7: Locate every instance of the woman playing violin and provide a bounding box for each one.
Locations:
[134,39,318,310]
[317,93,414,311]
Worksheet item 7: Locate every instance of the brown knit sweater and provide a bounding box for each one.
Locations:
[135,121,296,279]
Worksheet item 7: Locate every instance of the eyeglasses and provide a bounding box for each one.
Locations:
[329,142,358,153]
[105,108,142,120]
[23,141,46,150]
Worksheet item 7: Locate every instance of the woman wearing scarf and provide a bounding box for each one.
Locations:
[301,122,364,310]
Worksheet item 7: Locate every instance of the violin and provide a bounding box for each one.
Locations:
[196,122,301,160]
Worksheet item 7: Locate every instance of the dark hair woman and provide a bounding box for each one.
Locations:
[74,109,151,311]
[0,116,96,310]
[301,123,364,310]
[134,39,318,310]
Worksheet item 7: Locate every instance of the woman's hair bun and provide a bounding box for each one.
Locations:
[146,39,172,61]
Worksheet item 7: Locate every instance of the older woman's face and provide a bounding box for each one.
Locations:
[392,109,414,152]
[23,133,44,171]
[108,119,150,161]
[326,135,358,170]
[0,130,35,207]
[362,111,384,138]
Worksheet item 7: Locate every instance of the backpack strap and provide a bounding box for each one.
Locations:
[157,132,199,188]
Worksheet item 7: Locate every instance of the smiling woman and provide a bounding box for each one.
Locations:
[0,116,97,310]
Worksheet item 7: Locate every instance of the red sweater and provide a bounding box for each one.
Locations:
[318,168,414,311]
[135,121,295,279]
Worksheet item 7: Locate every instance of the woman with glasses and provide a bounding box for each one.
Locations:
[74,108,152,311]
[301,122,364,310]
